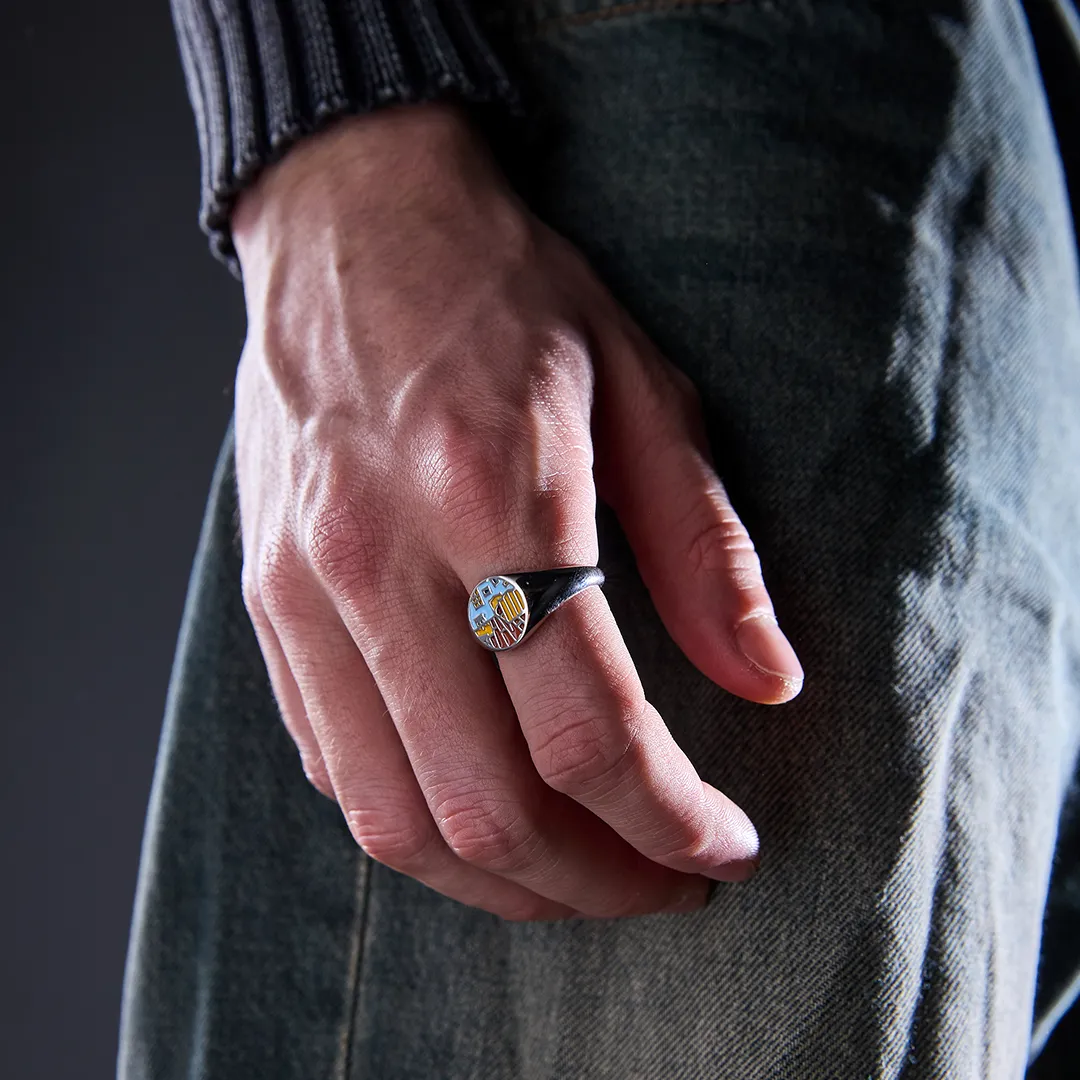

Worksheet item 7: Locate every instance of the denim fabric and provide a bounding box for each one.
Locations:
[119,1,1080,1076]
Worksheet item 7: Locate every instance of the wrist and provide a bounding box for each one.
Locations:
[232,102,498,280]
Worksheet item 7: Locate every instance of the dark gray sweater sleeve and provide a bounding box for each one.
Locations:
[170,0,528,273]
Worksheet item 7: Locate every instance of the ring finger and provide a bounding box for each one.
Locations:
[326,564,712,918]
[268,578,583,921]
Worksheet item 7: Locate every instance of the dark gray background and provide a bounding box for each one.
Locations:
[0,2,243,1076]
[2,2,1078,1078]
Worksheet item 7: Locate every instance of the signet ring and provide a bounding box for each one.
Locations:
[467,567,605,652]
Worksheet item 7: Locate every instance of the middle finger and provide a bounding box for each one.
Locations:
[331,564,712,917]
[454,558,762,884]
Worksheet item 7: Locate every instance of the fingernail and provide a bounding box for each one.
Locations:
[701,854,761,884]
[735,616,804,685]
[663,881,712,913]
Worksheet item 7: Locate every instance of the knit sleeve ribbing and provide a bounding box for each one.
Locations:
[169,0,528,274]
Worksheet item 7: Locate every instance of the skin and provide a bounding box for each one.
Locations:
[231,102,804,921]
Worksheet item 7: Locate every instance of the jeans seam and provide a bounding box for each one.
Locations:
[335,855,373,1080]
[537,0,741,34]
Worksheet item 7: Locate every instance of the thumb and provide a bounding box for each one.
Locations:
[591,318,803,706]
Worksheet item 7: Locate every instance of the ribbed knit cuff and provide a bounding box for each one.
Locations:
[170,0,529,275]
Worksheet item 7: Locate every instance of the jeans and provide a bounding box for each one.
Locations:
[118,1,1080,1076]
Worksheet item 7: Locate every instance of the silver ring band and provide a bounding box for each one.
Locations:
[467,566,605,652]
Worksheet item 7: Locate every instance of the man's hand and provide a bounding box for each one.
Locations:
[231,102,803,921]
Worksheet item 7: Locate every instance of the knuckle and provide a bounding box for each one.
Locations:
[533,701,644,799]
[415,370,595,562]
[664,363,704,416]
[345,806,434,870]
[435,795,537,873]
[247,539,303,621]
[685,510,762,585]
[306,497,385,598]
[423,423,515,541]
[528,323,597,409]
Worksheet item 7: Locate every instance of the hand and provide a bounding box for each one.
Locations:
[232,103,803,921]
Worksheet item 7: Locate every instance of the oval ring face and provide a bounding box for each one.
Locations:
[468,575,529,651]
